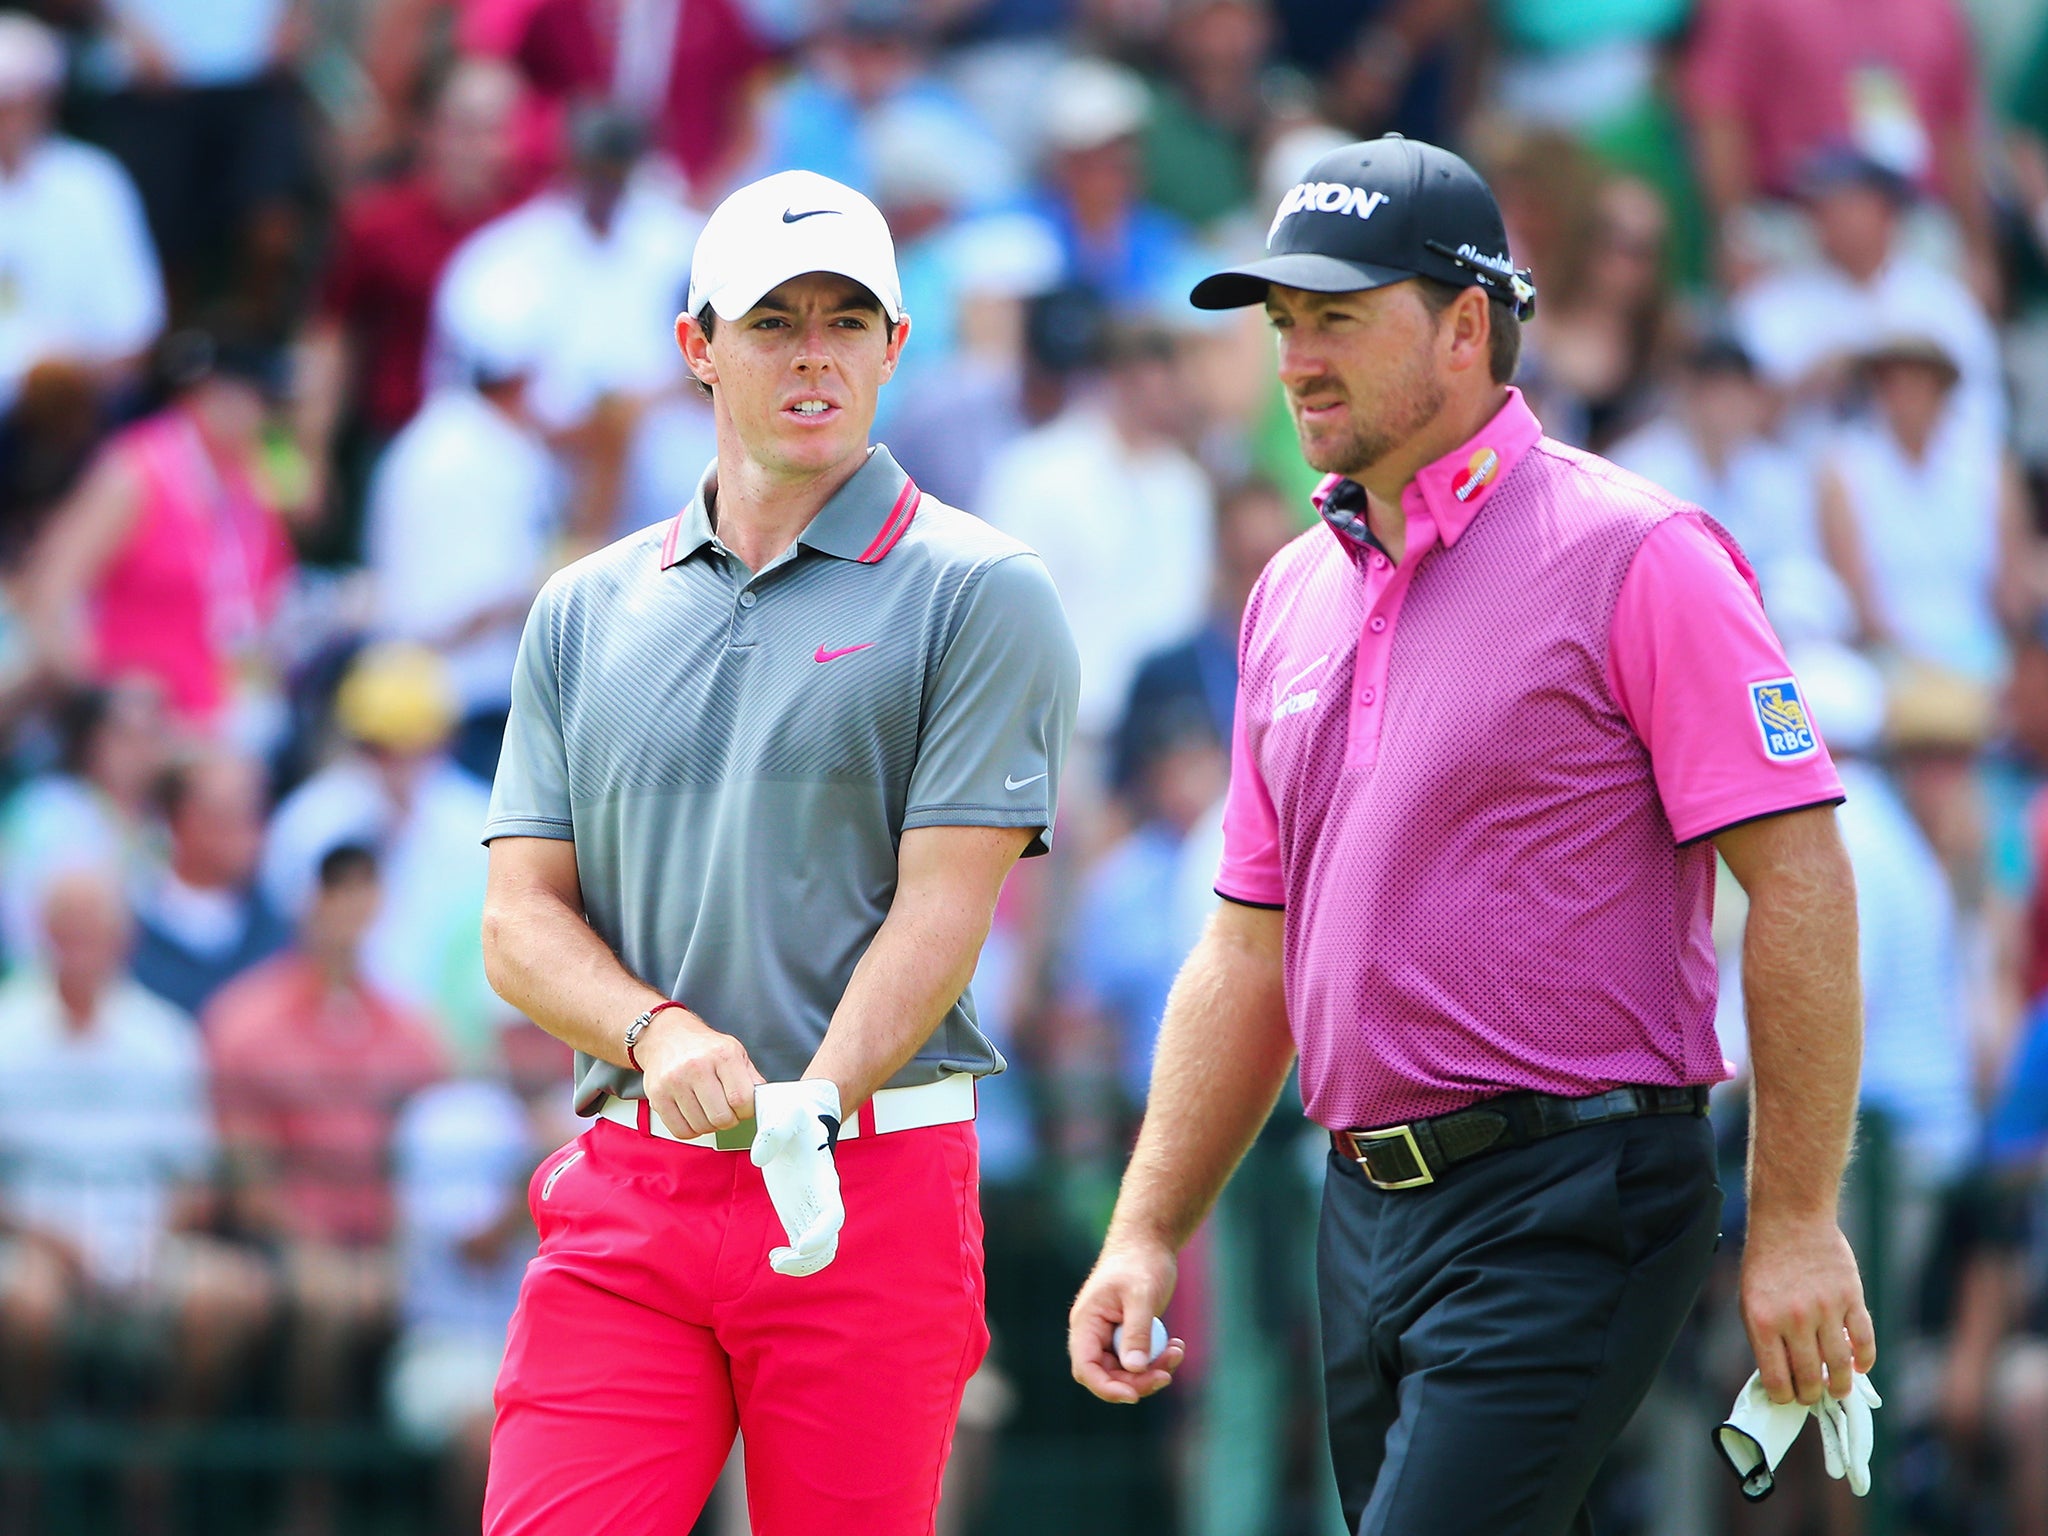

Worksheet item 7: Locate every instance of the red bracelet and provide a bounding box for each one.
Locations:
[625,999,689,1072]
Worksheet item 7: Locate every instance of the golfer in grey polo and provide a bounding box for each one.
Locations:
[486,440,1076,1109]
[478,169,1079,1536]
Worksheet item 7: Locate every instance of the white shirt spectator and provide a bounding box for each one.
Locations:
[392,1077,535,1340]
[431,178,703,433]
[260,755,492,1028]
[368,387,560,715]
[385,1075,539,1446]
[1733,255,2004,437]
[0,775,130,967]
[1829,411,2004,681]
[0,973,210,1289]
[103,0,288,86]
[1835,758,1977,1178]
[0,135,164,408]
[1608,416,1821,572]
[977,406,1213,736]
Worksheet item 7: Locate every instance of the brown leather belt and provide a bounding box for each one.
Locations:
[1331,1084,1712,1191]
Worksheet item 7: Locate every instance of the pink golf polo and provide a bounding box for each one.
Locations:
[1217,388,1844,1132]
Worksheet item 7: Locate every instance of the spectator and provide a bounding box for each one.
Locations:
[1030,56,1195,309]
[261,642,494,1059]
[1516,174,1673,452]
[204,842,446,1525]
[1488,0,1690,132]
[1267,0,1477,145]
[1140,0,1273,230]
[430,104,701,545]
[0,870,271,1433]
[754,0,1016,209]
[1684,0,1994,296]
[1111,475,1297,797]
[0,680,169,967]
[1795,641,1977,1178]
[0,14,165,417]
[1065,710,1229,1108]
[1934,1018,2048,1536]
[83,0,317,326]
[368,243,560,784]
[1608,335,1822,572]
[23,327,298,732]
[454,0,771,197]
[294,57,524,551]
[978,317,1215,750]
[1730,148,2003,437]
[131,746,291,1018]
[1816,333,2029,684]
[387,1017,571,1529]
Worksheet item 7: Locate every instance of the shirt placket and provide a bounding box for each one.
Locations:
[1345,502,1437,771]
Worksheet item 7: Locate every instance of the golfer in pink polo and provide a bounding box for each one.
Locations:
[1069,136,1878,1533]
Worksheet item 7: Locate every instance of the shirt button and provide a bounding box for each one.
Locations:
[1369,616,1386,633]
[1370,554,1387,570]
[738,591,757,609]
[1361,686,1376,705]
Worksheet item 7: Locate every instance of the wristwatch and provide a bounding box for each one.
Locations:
[625,1000,688,1071]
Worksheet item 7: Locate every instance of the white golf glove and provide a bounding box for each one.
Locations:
[750,1080,845,1278]
[1815,1372,1882,1497]
[1716,1368,1883,1500]
[1716,1371,1812,1500]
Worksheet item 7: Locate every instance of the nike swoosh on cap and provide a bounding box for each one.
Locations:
[1005,773,1048,791]
[782,208,838,223]
[814,643,874,663]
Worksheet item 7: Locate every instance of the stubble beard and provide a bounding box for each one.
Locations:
[1298,363,1447,481]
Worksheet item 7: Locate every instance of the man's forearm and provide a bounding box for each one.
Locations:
[482,880,666,1067]
[1105,905,1295,1254]
[804,893,994,1111]
[1741,842,1863,1223]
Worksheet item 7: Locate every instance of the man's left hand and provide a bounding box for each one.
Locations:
[1740,1212,1876,1406]
[751,1080,845,1277]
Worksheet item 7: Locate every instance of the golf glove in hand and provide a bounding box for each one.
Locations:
[1716,1371,1812,1500]
[751,1080,844,1277]
[1815,1372,1882,1497]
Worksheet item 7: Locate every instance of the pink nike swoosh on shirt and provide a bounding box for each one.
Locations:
[814,643,875,663]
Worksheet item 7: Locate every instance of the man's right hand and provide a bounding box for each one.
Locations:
[634,1008,765,1138]
[1069,1236,1187,1404]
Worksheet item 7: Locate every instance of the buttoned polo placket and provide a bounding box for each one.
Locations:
[657,446,925,653]
[1313,389,1546,773]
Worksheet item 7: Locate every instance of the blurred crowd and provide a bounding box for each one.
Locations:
[4,0,2048,1533]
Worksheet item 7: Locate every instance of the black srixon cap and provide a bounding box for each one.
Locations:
[1191,134,1535,319]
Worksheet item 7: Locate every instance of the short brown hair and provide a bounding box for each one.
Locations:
[1415,278,1521,384]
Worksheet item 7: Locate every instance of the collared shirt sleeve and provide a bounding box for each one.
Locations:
[483,581,575,843]
[1607,514,1845,844]
[902,553,1080,856]
[1215,596,1285,907]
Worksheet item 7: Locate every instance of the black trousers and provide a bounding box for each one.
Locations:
[1318,1112,1722,1535]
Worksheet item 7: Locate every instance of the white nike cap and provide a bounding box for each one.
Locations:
[685,169,903,325]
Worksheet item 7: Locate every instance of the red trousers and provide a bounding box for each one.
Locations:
[482,1115,988,1536]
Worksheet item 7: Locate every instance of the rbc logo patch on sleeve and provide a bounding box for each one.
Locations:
[1749,678,1818,762]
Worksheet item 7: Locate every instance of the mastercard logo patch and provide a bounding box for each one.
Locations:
[1451,447,1499,503]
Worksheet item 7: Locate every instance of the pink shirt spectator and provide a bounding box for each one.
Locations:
[205,953,447,1248]
[1684,0,1977,198]
[1218,390,1843,1131]
[90,409,295,725]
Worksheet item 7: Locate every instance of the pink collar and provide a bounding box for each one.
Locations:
[1312,387,1543,556]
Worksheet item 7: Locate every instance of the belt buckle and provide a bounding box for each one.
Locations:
[1351,1123,1435,1189]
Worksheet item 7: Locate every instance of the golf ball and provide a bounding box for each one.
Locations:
[1111,1317,1170,1366]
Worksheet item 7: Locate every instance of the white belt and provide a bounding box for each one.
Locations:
[596,1071,977,1149]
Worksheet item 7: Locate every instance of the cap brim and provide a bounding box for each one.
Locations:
[1189,253,1416,311]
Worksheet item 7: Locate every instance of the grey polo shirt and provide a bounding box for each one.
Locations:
[484,445,1080,1115]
